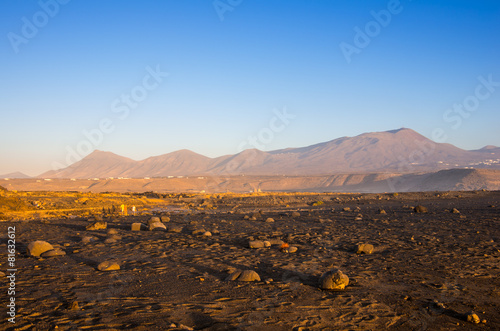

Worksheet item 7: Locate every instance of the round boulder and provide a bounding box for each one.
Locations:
[149,222,167,231]
[28,241,54,257]
[249,240,266,249]
[226,269,260,282]
[414,205,428,213]
[238,270,261,282]
[319,268,349,290]
[148,217,161,225]
[356,243,374,254]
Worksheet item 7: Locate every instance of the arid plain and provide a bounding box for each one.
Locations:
[1,188,499,330]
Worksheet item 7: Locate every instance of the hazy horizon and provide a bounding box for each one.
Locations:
[1,1,499,176]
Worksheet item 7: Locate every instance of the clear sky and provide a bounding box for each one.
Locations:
[1,0,499,176]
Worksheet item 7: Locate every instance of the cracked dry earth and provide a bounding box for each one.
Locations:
[1,191,499,330]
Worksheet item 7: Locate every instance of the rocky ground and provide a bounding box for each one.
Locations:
[0,191,499,330]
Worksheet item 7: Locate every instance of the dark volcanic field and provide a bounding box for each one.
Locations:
[1,191,499,330]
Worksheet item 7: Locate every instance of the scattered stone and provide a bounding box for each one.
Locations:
[414,205,428,213]
[27,241,54,257]
[249,240,266,249]
[192,229,206,235]
[269,238,285,246]
[243,215,250,220]
[265,217,275,223]
[131,223,145,231]
[107,228,118,235]
[81,236,97,244]
[263,241,271,248]
[168,225,184,233]
[466,312,480,324]
[343,207,351,212]
[86,221,107,231]
[378,209,387,214]
[280,242,290,252]
[319,268,349,290]
[40,248,66,258]
[104,238,118,244]
[148,217,161,225]
[202,231,212,237]
[451,208,460,214]
[150,222,167,231]
[69,301,80,311]
[288,246,298,253]
[291,211,301,218]
[356,243,374,254]
[97,261,120,271]
[161,216,171,222]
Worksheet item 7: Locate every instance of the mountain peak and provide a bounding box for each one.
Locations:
[0,171,31,179]
[480,145,498,150]
[386,127,410,134]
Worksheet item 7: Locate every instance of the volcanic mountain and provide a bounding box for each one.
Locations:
[0,171,31,179]
[39,128,499,178]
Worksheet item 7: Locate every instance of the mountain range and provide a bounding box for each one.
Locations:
[39,128,499,179]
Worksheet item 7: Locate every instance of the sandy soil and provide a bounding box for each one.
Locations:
[1,191,499,330]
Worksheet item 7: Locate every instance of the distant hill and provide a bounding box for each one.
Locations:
[39,128,500,179]
[0,172,31,179]
[7,169,500,193]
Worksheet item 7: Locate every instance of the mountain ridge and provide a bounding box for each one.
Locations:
[39,128,500,179]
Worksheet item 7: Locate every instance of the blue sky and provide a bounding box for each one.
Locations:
[1,0,499,176]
